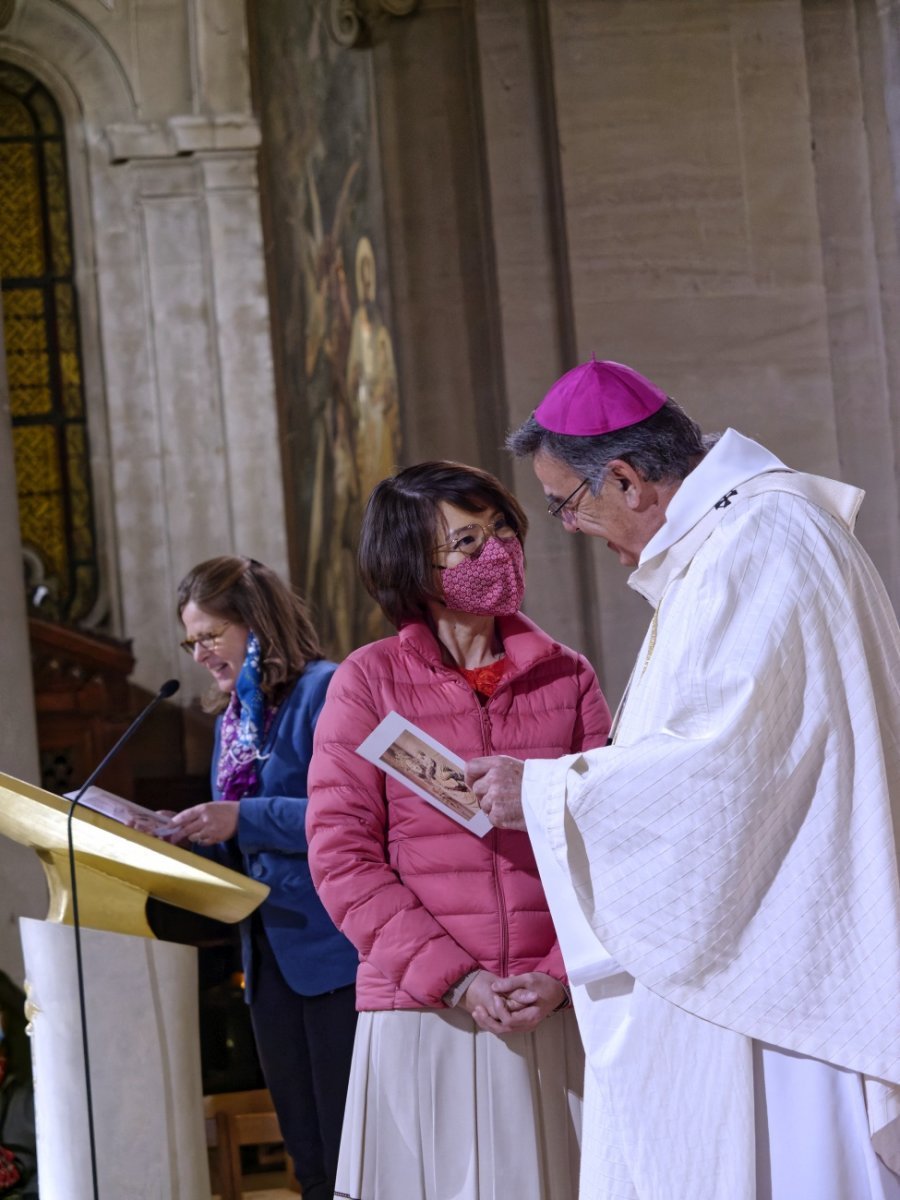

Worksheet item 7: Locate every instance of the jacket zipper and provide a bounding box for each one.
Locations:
[479,695,509,979]
[404,637,534,981]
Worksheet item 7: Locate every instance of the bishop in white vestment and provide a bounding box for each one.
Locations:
[468,359,900,1200]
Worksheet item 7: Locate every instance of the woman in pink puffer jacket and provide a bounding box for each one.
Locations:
[307,461,611,1200]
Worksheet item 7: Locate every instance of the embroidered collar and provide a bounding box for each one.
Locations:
[629,429,864,607]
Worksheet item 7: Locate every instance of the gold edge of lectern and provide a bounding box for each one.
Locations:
[39,850,156,939]
[0,771,270,938]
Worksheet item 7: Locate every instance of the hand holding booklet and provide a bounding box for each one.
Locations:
[64,785,180,839]
[356,712,492,835]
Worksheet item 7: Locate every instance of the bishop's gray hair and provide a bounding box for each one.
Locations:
[506,398,712,492]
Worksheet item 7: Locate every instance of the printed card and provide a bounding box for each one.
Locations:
[356,711,492,836]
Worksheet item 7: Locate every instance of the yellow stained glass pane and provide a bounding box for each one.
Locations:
[65,426,96,561]
[14,424,68,595]
[4,290,47,348]
[15,484,66,588]
[65,423,84,475]
[59,356,83,416]
[70,565,94,622]
[0,90,33,136]
[67,427,90,527]
[13,424,62,494]
[2,61,99,622]
[44,142,72,275]
[70,494,93,560]
[0,64,32,97]
[29,89,60,135]
[7,367,51,414]
[4,289,52,416]
[0,143,44,277]
[54,284,77,350]
[55,285,84,416]
[18,490,67,584]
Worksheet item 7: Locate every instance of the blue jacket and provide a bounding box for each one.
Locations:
[209,659,358,1001]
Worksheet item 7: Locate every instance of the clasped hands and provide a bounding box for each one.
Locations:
[459,759,560,1032]
[457,970,565,1034]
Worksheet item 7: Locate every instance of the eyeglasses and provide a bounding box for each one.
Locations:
[547,479,590,520]
[180,622,231,657]
[434,515,518,558]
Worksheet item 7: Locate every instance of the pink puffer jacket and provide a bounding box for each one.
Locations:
[307,613,611,1011]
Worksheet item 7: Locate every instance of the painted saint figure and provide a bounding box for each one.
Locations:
[347,236,400,509]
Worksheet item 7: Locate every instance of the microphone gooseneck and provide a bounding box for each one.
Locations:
[69,679,180,806]
[66,678,180,1199]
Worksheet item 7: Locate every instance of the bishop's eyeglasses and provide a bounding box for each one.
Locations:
[547,479,590,520]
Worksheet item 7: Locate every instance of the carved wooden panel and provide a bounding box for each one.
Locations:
[29,616,135,797]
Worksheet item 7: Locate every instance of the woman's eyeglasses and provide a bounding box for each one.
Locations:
[434,516,518,558]
[180,623,231,656]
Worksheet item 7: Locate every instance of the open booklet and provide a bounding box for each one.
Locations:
[63,785,179,839]
[356,712,492,836]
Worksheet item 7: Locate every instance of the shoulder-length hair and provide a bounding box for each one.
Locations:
[359,461,528,629]
[177,556,323,713]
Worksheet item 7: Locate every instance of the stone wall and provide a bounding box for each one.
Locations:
[371,0,900,703]
[2,0,898,717]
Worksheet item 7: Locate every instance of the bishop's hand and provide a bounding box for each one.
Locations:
[466,756,526,830]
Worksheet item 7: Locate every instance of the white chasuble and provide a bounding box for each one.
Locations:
[523,430,900,1200]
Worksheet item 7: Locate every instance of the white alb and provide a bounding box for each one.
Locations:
[524,429,900,1200]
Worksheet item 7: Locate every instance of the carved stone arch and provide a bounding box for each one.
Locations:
[0,0,136,124]
[0,5,138,629]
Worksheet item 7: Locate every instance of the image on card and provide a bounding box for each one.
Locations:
[356,711,492,835]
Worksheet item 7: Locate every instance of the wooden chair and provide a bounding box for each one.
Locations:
[204,1088,300,1198]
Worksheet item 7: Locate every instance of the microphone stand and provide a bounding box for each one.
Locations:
[65,679,179,1200]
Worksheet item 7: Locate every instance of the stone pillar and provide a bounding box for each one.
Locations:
[474,0,602,672]
[0,291,49,983]
[93,128,289,702]
[802,0,900,608]
[372,0,510,474]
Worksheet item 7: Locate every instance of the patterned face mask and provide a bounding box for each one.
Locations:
[440,536,525,616]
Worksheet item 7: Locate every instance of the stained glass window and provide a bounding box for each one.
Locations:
[0,62,99,623]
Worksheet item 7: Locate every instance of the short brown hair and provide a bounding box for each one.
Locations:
[359,461,528,628]
[177,556,323,712]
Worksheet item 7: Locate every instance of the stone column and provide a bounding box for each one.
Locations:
[0,291,49,982]
[94,127,289,701]
[474,0,602,672]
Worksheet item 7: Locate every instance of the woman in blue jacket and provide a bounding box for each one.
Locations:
[170,556,358,1200]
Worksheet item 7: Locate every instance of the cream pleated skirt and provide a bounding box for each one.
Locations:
[335,1006,584,1200]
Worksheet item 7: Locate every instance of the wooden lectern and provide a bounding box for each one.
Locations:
[0,770,270,1200]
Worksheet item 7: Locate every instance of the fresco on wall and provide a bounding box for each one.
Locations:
[252,0,400,657]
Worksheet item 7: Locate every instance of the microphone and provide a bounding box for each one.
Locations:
[65,678,180,1200]
[69,678,180,806]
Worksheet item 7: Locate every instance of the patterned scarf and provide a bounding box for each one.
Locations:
[215,631,274,805]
